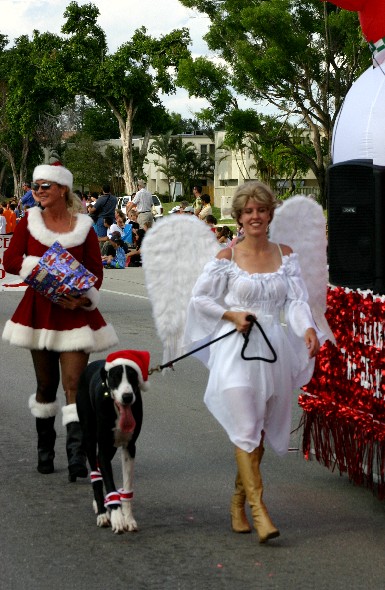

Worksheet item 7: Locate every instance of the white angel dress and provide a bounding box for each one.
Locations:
[183,247,326,456]
[142,196,334,457]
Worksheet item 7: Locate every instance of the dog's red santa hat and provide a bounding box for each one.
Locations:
[104,350,150,391]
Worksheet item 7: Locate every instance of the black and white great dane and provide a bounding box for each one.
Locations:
[77,350,149,534]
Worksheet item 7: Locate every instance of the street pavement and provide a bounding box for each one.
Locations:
[0,268,383,590]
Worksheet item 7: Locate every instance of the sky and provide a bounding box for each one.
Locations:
[0,0,213,118]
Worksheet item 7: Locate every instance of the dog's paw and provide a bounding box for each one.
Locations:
[110,508,126,534]
[122,503,138,532]
[124,515,138,532]
[96,513,111,528]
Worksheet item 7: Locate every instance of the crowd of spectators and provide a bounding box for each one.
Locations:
[2,177,240,264]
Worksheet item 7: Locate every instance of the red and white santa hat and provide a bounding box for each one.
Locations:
[104,350,150,391]
[33,162,73,191]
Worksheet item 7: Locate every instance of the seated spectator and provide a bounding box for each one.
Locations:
[126,221,152,267]
[108,210,126,236]
[205,214,217,232]
[198,194,212,220]
[127,210,140,244]
[216,225,233,246]
[99,216,114,251]
[101,232,129,269]
[183,205,195,215]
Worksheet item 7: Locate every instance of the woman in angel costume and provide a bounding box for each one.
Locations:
[2,164,118,479]
[142,182,334,544]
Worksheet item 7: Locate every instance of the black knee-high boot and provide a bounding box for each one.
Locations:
[29,395,59,474]
[62,404,88,482]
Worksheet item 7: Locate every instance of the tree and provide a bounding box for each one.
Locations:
[222,109,314,193]
[168,137,214,197]
[61,2,191,194]
[149,131,178,198]
[62,133,106,191]
[0,30,73,197]
[104,144,126,196]
[177,0,370,206]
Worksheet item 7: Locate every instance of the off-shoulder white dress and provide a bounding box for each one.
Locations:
[184,249,324,456]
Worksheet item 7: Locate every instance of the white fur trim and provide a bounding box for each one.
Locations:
[20,256,41,279]
[2,320,119,353]
[62,403,79,425]
[33,164,73,190]
[29,394,59,418]
[104,358,149,391]
[27,207,93,248]
[81,286,100,311]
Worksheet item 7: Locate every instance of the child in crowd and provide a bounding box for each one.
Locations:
[126,221,152,267]
[205,214,217,233]
[102,232,129,269]
[216,225,233,246]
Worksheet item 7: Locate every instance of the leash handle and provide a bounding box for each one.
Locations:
[241,315,277,363]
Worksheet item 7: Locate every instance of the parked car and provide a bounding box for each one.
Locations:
[117,194,163,220]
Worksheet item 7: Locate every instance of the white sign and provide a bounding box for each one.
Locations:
[0,235,27,291]
[0,235,13,280]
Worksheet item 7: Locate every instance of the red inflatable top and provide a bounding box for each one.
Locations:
[324,0,385,43]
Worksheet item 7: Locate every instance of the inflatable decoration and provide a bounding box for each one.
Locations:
[324,1,385,164]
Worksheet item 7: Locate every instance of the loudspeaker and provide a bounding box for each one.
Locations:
[327,160,385,295]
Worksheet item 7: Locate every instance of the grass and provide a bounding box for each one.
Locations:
[162,201,235,228]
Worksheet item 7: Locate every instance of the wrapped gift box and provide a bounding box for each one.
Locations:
[25,241,97,302]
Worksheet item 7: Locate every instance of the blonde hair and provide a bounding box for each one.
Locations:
[65,187,83,214]
[231,181,277,224]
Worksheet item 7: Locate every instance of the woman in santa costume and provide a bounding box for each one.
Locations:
[2,163,118,479]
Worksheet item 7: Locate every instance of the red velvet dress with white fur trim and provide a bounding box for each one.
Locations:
[2,208,118,352]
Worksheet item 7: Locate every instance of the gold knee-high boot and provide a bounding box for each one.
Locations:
[235,445,280,543]
[230,468,252,533]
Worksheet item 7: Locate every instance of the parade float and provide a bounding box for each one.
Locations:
[299,0,385,499]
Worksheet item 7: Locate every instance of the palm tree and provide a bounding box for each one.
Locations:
[149,131,177,200]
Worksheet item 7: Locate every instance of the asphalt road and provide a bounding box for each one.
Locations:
[0,268,383,590]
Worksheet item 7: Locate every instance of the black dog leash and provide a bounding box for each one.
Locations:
[149,315,277,374]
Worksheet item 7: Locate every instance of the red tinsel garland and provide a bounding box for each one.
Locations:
[299,286,385,499]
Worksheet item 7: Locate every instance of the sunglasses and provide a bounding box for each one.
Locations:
[31,182,55,191]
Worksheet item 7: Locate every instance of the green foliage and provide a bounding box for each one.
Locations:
[81,104,120,140]
[178,0,370,206]
[60,3,191,192]
[0,29,73,196]
[63,133,105,189]
[150,133,214,198]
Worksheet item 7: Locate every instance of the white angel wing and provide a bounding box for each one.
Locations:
[141,215,221,365]
[269,195,335,344]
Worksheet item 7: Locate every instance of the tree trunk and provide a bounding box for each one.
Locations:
[19,136,29,195]
[0,146,21,200]
[137,127,151,179]
[110,98,136,195]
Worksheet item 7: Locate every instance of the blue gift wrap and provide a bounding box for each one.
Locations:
[25,241,97,302]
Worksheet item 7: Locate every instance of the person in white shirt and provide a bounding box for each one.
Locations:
[0,207,7,234]
[126,180,154,228]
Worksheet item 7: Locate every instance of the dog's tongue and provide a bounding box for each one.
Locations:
[118,404,136,433]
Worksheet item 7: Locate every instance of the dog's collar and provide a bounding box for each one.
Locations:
[101,379,111,398]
